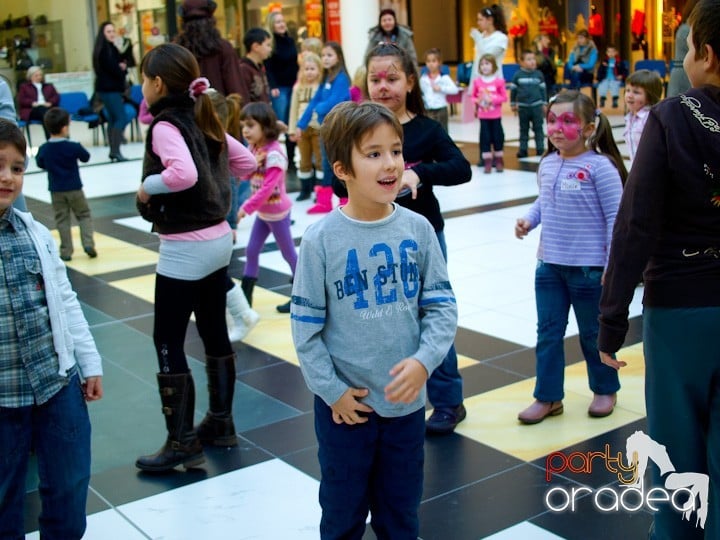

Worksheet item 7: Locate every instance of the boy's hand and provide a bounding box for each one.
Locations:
[331,388,374,424]
[83,376,103,401]
[515,218,531,239]
[384,358,428,404]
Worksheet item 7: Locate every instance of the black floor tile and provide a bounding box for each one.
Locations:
[237,362,315,412]
[418,463,551,540]
[242,412,317,458]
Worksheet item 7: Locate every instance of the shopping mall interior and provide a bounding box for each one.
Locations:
[0,0,697,539]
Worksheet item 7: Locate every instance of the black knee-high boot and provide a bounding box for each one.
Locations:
[135,373,205,472]
[196,355,238,446]
[241,276,257,307]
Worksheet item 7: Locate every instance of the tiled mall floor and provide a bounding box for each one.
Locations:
[20,108,654,540]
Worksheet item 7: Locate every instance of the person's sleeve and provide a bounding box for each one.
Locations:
[523,197,541,229]
[17,84,34,109]
[291,231,348,406]
[419,75,432,98]
[314,72,350,117]
[412,224,458,373]
[227,133,258,178]
[241,154,284,215]
[485,34,508,60]
[470,28,482,43]
[35,145,45,169]
[236,63,253,107]
[288,85,301,132]
[0,81,15,122]
[411,121,472,187]
[598,110,669,353]
[495,79,508,106]
[46,84,60,107]
[581,48,598,71]
[221,44,244,95]
[43,224,102,377]
[144,121,197,194]
[470,79,479,102]
[298,85,322,130]
[509,73,519,105]
[265,55,279,90]
[76,142,91,163]
[593,159,623,265]
[439,75,459,95]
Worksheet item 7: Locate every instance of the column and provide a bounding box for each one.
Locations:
[339,0,379,78]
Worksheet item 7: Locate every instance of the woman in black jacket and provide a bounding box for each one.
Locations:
[93,21,129,161]
[265,11,298,167]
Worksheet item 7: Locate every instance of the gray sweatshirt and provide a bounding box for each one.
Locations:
[291,205,458,417]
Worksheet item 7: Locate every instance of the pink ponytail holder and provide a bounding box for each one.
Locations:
[188,77,211,101]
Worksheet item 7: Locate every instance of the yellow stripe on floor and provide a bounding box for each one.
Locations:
[52,227,157,275]
[453,343,645,462]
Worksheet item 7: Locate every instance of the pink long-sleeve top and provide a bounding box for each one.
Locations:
[470,75,507,120]
[240,139,291,221]
[143,121,257,240]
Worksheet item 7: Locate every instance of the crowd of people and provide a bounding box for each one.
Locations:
[3,0,720,539]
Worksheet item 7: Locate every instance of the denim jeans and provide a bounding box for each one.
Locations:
[270,86,293,124]
[533,261,620,401]
[98,91,128,131]
[426,230,463,408]
[0,375,91,539]
[314,396,425,540]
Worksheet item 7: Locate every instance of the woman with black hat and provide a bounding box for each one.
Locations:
[175,0,243,96]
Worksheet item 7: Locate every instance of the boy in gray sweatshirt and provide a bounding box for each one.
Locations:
[510,49,548,157]
[290,102,457,539]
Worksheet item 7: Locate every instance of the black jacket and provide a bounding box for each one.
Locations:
[139,95,230,234]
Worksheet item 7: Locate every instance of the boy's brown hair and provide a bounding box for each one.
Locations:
[425,47,442,63]
[688,0,720,64]
[0,118,27,157]
[625,69,664,106]
[43,107,70,136]
[320,101,402,177]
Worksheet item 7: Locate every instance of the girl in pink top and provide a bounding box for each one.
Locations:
[237,102,298,313]
[470,54,508,173]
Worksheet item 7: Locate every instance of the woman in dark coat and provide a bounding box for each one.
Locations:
[17,66,60,140]
[92,21,129,161]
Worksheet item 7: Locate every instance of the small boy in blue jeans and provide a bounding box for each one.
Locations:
[0,118,103,539]
[291,101,458,539]
[36,107,96,261]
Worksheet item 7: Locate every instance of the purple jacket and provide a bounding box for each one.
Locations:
[17,81,60,121]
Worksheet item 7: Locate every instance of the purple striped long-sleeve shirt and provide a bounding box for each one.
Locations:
[524,151,623,267]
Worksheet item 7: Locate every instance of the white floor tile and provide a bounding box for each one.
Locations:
[482,521,566,539]
[116,459,321,540]
[26,507,149,540]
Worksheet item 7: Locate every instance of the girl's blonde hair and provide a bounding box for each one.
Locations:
[300,36,322,56]
[299,52,322,85]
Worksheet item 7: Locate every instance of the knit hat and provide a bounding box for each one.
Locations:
[179,0,216,21]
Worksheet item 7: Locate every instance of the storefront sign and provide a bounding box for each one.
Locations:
[325,0,341,42]
[305,1,323,38]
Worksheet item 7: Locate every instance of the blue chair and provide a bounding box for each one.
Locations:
[59,92,106,146]
[420,64,451,77]
[17,118,45,149]
[128,84,143,142]
[502,63,520,82]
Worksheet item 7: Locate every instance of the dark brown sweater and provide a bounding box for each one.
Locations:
[598,85,720,352]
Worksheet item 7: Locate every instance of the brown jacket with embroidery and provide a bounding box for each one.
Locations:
[599,85,720,352]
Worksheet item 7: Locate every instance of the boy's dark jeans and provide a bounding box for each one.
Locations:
[0,375,91,539]
[314,396,425,540]
[518,105,545,154]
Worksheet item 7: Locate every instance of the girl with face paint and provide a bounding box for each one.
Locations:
[514,90,627,425]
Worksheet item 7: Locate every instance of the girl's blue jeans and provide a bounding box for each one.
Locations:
[533,261,620,401]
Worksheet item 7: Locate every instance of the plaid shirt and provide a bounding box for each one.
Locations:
[0,208,65,407]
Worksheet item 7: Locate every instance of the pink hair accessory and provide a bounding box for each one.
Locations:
[188,77,211,101]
